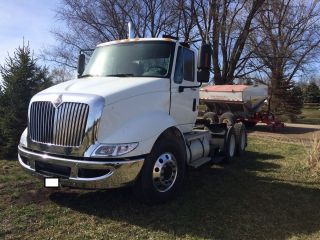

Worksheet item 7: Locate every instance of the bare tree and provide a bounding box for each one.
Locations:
[171,0,198,41]
[46,0,265,77]
[45,0,183,68]
[248,0,320,113]
[193,0,265,84]
[50,67,75,84]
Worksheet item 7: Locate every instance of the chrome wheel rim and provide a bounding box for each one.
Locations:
[229,134,236,157]
[223,119,230,124]
[152,152,178,192]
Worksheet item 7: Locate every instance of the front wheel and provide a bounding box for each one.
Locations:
[152,152,178,192]
[134,135,186,204]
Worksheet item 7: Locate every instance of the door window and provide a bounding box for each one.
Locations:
[174,47,195,84]
[183,48,194,82]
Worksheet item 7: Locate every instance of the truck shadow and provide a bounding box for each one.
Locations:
[50,151,320,239]
[250,124,319,135]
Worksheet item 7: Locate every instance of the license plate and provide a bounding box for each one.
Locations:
[44,178,59,188]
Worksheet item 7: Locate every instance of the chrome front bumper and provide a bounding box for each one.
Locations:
[18,146,144,189]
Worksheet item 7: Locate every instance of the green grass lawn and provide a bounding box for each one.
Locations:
[1,137,320,240]
[296,105,320,125]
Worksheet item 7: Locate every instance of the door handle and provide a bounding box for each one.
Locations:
[178,85,200,92]
[192,98,197,111]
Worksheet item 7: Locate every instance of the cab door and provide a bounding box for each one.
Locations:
[170,46,198,133]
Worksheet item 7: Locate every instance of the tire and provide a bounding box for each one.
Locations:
[133,134,186,204]
[234,122,247,156]
[203,112,219,124]
[243,121,256,129]
[219,112,235,126]
[222,126,237,163]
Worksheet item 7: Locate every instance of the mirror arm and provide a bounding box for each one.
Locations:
[80,49,95,54]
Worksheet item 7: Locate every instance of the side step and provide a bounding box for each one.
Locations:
[189,157,211,168]
[189,155,226,168]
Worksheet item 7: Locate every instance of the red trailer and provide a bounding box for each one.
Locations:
[199,85,284,129]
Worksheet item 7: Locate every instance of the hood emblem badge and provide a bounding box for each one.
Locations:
[52,95,63,108]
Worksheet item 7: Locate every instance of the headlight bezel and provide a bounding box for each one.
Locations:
[91,142,139,158]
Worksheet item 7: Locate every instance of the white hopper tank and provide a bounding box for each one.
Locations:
[199,85,268,112]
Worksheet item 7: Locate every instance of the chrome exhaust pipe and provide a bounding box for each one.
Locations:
[128,22,134,39]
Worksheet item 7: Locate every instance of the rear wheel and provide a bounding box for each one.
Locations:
[203,112,219,124]
[222,126,236,163]
[219,112,235,126]
[234,122,247,156]
[134,135,186,204]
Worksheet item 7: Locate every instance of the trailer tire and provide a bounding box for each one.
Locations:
[203,112,219,124]
[219,112,235,126]
[234,122,247,156]
[243,121,256,129]
[133,135,186,204]
[222,126,237,163]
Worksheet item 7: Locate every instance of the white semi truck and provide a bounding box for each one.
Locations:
[18,36,247,203]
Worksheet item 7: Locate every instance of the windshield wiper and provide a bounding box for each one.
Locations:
[105,74,135,77]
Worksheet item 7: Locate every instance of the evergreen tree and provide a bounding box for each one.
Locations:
[270,79,303,116]
[0,84,3,156]
[0,44,52,159]
[304,82,320,103]
[287,85,304,115]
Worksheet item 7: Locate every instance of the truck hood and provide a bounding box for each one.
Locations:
[40,76,170,105]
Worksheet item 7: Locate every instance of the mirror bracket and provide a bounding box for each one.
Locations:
[77,49,94,78]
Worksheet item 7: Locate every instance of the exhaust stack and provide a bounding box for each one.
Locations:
[128,22,134,39]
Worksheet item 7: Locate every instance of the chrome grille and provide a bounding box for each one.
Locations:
[29,101,89,147]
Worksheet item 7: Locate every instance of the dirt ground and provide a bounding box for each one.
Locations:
[248,123,320,144]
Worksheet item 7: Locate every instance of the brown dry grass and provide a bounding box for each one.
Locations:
[2,137,320,239]
[305,133,320,174]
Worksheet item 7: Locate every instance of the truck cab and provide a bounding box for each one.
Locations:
[18,37,244,203]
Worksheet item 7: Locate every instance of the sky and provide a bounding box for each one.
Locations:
[0,1,318,84]
[0,0,60,69]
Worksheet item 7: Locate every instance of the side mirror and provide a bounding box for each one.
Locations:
[198,43,212,70]
[77,53,85,77]
[197,70,210,83]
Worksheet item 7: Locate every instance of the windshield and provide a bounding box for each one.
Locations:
[82,41,175,78]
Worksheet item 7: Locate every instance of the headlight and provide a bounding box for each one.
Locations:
[92,143,138,157]
[19,128,28,147]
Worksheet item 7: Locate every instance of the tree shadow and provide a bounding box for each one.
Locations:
[50,151,320,239]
